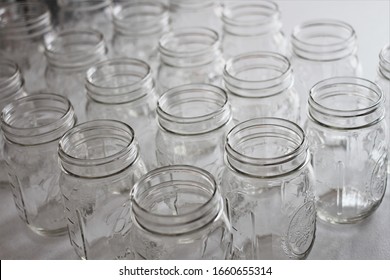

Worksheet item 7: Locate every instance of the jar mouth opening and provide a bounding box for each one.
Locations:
[0,59,20,88]
[170,0,215,9]
[58,0,111,12]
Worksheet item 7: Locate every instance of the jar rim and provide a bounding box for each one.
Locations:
[0,59,21,89]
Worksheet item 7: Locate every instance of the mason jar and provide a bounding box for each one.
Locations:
[1,93,76,236]
[85,58,158,169]
[130,165,233,260]
[221,0,287,59]
[376,45,390,132]
[156,83,233,181]
[58,120,148,260]
[158,27,224,91]
[223,52,300,124]
[222,118,316,260]
[306,77,388,224]
[45,29,107,121]
[0,1,54,93]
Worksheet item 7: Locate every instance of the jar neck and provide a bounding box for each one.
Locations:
[292,20,357,61]
[0,59,25,108]
[44,29,107,71]
[58,120,139,178]
[308,77,384,129]
[113,2,169,36]
[170,0,215,10]
[221,1,282,36]
[225,118,309,178]
[379,45,390,80]
[157,83,232,135]
[1,94,76,146]
[159,27,222,67]
[86,58,155,104]
[58,0,112,12]
[131,165,222,236]
[0,2,52,40]
[223,52,293,97]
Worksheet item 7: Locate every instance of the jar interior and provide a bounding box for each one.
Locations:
[114,3,165,26]
[161,31,216,54]
[223,2,278,24]
[47,31,101,54]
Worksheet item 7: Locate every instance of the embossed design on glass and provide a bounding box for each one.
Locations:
[306,77,388,224]
[221,0,287,59]
[1,94,76,236]
[223,52,299,124]
[0,2,53,92]
[157,27,224,91]
[156,83,233,181]
[130,165,233,260]
[58,120,147,259]
[222,118,316,260]
[85,58,158,169]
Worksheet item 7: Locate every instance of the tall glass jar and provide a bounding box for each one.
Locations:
[221,0,287,59]
[44,29,107,121]
[0,2,54,93]
[130,165,233,260]
[376,45,390,133]
[156,83,233,181]
[58,120,148,260]
[223,52,300,124]
[0,59,27,186]
[222,118,316,260]
[158,27,224,91]
[306,77,388,224]
[1,93,76,236]
[85,58,158,169]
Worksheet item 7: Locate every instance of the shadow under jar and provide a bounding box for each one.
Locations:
[156,83,233,181]
[306,77,388,224]
[58,120,148,260]
[130,165,233,260]
[221,0,287,59]
[0,1,54,93]
[1,93,76,236]
[157,27,224,91]
[85,57,158,169]
[222,118,316,260]
[223,52,300,124]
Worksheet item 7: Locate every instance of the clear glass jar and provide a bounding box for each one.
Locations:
[0,59,27,185]
[376,45,390,136]
[1,93,76,236]
[291,20,362,123]
[0,2,54,93]
[44,29,107,122]
[85,58,158,169]
[306,77,388,224]
[58,120,148,260]
[157,27,224,91]
[221,0,287,59]
[130,165,233,260]
[222,118,316,260]
[169,0,222,35]
[223,52,300,124]
[156,83,233,181]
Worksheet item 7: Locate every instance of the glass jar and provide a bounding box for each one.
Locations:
[306,77,388,224]
[85,58,158,169]
[0,59,27,186]
[0,2,54,93]
[130,165,233,260]
[222,118,316,260]
[58,120,148,260]
[291,20,362,123]
[156,83,233,181]
[44,29,107,122]
[157,27,224,91]
[221,0,287,59]
[1,93,76,236]
[376,45,390,134]
[223,52,300,124]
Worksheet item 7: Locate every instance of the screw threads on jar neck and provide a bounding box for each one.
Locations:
[0,59,24,107]
[379,45,390,80]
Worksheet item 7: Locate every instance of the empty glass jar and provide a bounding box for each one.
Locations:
[158,27,224,91]
[221,0,287,59]
[130,165,233,260]
[222,118,316,260]
[1,93,76,236]
[156,83,233,180]
[0,1,54,93]
[223,52,300,124]
[376,45,390,129]
[58,120,148,260]
[306,77,387,224]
